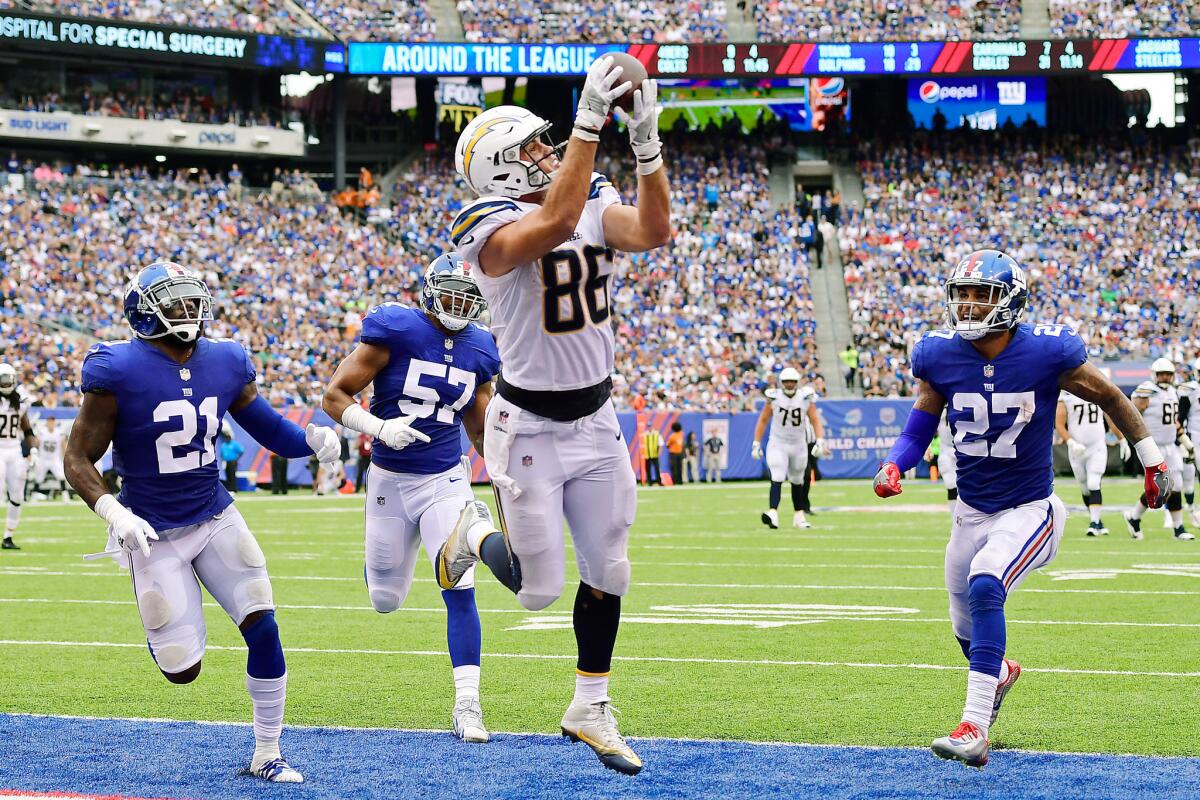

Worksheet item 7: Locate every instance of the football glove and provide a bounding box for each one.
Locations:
[625,80,662,175]
[1143,462,1171,509]
[1180,432,1195,463]
[94,494,158,558]
[751,441,763,460]
[811,438,832,459]
[26,446,38,472]
[574,56,632,142]
[377,415,431,451]
[1066,439,1088,459]
[305,423,341,464]
[873,462,903,498]
[1118,438,1131,462]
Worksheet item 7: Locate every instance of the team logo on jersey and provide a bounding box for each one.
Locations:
[983,365,994,377]
[376,496,386,506]
[522,455,533,467]
[445,338,454,350]
[179,368,191,381]
[499,411,509,423]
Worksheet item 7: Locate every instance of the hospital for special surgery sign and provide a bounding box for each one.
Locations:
[0,14,249,59]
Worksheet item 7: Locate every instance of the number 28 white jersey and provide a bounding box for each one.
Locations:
[1058,390,1105,446]
[0,389,31,451]
[1132,381,1178,447]
[767,386,816,444]
[451,173,620,393]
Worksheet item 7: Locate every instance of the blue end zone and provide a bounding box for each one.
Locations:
[2,714,1198,800]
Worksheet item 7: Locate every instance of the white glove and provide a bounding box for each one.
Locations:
[305,423,341,464]
[460,454,473,479]
[26,446,38,472]
[625,79,662,175]
[811,438,832,459]
[751,441,763,460]
[574,56,632,142]
[95,494,158,558]
[1118,438,1131,462]
[377,415,431,451]
[1181,432,1196,461]
[1067,439,1088,459]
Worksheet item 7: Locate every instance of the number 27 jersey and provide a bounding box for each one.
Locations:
[912,324,1087,514]
[451,173,620,393]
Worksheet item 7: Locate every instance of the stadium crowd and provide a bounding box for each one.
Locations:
[0,84,284,128]
[0,0,319,37]
[839,131,1200,397]
[457,0,726,44]
[1050,0,1200,37]
[755,0,1021,43]
[300,0,437,43]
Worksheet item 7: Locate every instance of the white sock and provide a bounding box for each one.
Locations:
[467,521,498,555]
[998,659,1009,684]
[1172,510,1184,528]
[961,670,998,735]
[5,503,19,534]
[453,664,480,703]
[574,673,609,705]
[246,673,287,765]
[1089,504,1102,524]
[1131,501,1147,521]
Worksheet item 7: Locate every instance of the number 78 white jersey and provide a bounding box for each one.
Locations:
[767,386,816,444]
[451,173,621,392]
[1058,390,1105,446]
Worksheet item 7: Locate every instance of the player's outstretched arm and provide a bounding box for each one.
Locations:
[1059,362,1169,507]
[323,343,430,452]
[603,82,671,253]
[874,379,946,498]
[751,400,772,460]
[20,411,38,468]
[478,57,631,277]
[229,381,341,463]
[461,380,494,458]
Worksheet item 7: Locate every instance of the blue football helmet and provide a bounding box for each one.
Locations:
[421,253,485,332]
[123,261,213,342]
[945,249,1028,340]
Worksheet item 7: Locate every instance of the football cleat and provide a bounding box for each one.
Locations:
[1096,523,1109,536]
[931,721,989,768]
[761,509,779,529]
[1175,527,1195,541]
[989,659,1021,727]
[1086,521,1103,537]
[1,537,18,550]
[452,697,490,743]
[561,698,643,775]
[437,501,491,590]
[792,511,812,529]
[1125,512,1143,540]
[249,756,304,783]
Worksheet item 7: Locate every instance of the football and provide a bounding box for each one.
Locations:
[607,51,648,113]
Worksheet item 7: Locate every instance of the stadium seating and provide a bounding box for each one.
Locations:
[0,85,285,128]
[754,0,1021,43]
[300,0,437,42]
[0,0,320,37]
[1050,1,1200,37]
[457,0,727,44]
[840,131,1200,397]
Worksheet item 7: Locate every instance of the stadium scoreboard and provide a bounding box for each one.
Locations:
[349,38,1200,77]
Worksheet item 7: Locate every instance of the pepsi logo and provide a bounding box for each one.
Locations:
[812,78,845,96]
[919,81,940,103]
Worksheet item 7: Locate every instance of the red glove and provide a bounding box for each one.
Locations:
[1143,462,1171,509]
[874,462,903,498]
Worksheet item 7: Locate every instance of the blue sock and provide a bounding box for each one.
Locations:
[242,611,286,679]
[769,482,782,509]
[966,575,1006,678]
[442,588,481,668]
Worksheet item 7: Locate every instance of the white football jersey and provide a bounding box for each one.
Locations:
[1179,380,1200,439]
[452,173,621,392]
[0,389,30,451]
[1058,390,1106,446]
[38,425,66,459]
[1133,380,1179,447]
[767,386,816,444]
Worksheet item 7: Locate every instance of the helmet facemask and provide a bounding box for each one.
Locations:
[0,366,15,396]
[427,275,485,332]
[946,279,1021,341]
[502,121,562,196]
[137,276,213,343]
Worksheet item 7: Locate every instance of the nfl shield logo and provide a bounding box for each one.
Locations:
[445,338,454,349]
[984,365,995,378]
[376,496,386,506]
[179,369,191,381]
[522,455,533,467]
[499,411,509,423]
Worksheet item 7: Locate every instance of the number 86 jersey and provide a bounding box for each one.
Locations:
[451,173,619,392]
[911,323,1087,514]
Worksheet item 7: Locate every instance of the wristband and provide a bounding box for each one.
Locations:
[93,494,125,526]
[341,404,385,437]
[1134,437,1164,468]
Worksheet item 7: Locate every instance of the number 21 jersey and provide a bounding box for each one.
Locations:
[451,173,619,392]
[911,324,1086,513]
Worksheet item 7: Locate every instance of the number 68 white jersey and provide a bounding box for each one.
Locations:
[451,173,620,392]
[767,386,816,445]
[1132,380,1179,447]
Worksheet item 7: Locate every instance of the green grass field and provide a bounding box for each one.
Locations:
[1,478,1197,757]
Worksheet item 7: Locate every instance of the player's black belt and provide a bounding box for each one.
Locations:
[496,375,612,422]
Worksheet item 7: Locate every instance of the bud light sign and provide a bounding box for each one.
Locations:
[908,77,1044,130]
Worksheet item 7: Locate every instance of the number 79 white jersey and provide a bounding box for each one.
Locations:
[451,173,620,392]
[767,386,816,444]
[1133,381,1179,447]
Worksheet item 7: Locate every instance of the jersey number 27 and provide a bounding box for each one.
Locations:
[952,392,1034,459]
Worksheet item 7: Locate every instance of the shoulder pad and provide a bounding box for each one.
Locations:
[588,173,615,200]
[450,196,520,246]
[800,386,818,399]
[1133,381,1158,397]
[764,388,780,400]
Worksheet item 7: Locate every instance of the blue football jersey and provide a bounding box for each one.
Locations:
[360,304,501,474]
[911,323,1087,514]
[81,338,255,531]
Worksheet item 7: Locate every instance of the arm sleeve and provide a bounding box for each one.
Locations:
[884,408,940,472]
[80,344,115,393]
[230,395,311,458]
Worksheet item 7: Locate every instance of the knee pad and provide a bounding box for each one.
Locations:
[153,638,202,675]
[236,531,267,569]
[1087,476,1102,493]
[598,558,631,597]
[370,588,403,613]
[244,578,274,608]
[1168,491,1184,512]
[518,590,561,612]
[138,590,173,631]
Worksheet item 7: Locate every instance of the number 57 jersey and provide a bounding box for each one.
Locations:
[80,338,255,531]
[911,323,1087,514]
[451,173,620,392]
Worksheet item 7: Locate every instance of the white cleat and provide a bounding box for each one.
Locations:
[792,510,812,529]
[437,500,492,589]
[561,698,643,775]
[452,697,490,743]
[249,756,304,783]
[931,721,988,768]
[1174,527,1195,541]
[761,509,779,529]
[1125,511,1143,540]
